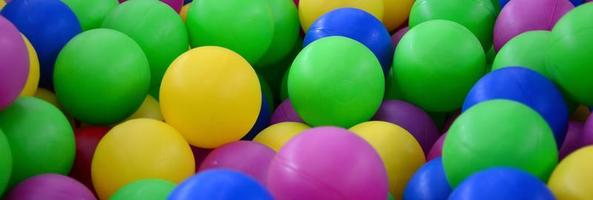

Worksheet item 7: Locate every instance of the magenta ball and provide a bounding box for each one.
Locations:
[0,16,29,110]
[391,26,409,50]
[118,0,183,12]
[267,127,388,200]
[493,0,573,50]
[373,100,440,155]
[5,174,96,200]
[559,121,588,159]
[294,0,299,6]
[270,99,304,125]
[199,141,275,184]
[191,146,211,172]
[427,133,447,161]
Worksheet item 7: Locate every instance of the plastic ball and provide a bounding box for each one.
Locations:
[61,0,118,30]
[253,122,310,152]
[298,0,383,32]
[19,36,40,97]
[126,95,163,121]
[548,146,593,199]
[111,179,176,200]
[191,147,212,171]
[186,0,274,64]
[0,16,28,109]
[257,0,300,67]
[0,97,74,186]
[443,100,558,187]
[102,0,188,98]
[289,36,384,127]
[391,26,409,50]
[304,8,394,71]
[179,3,190,22]
[409,0,497,49]
[69,126,109,189]
[391,20,486,112]
[384,0,414,31]
[0,130,11,196]
[270,99,303,124]
[559,121,589,159]
[449,168,554,200]
[169,169,273,200]
[199,141,275,184]
[373,100,440,155]
[4,174,95,200]
[463,67,569,145]
[242,95,271,140]
[119,0,183,12]
[427,133,446,161]
[1,0,81,88]
[491,31,553,79]
[349,121,425,198]
[267,127,389,200]
[547,3,593,105]
[91,119,195,199]
[160,47,261,148]
[403,158,452,200]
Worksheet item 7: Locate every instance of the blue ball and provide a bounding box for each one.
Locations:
[242,95,271,140]
[169,169,273,200]
[303,8,393,72]
[500,0,583,8]
[1,0,81,88]
[404,157,452,200]
[449,167,554,200]
[463,67,568,146]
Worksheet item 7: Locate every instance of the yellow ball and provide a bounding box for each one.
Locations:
[180,3,191,22]
[253,122,310,152]
[299,0,384,31]
[0,1,4,10]
[383,0,414,31]
[349,121,425,199]
[160,46,261,148]
[34,88,60,109]
[91,119,195,200]
[548,146,593,199]
[19,35,40,96]
[127,95,163,121]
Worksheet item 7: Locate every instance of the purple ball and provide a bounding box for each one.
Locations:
[5,174,96,200]
[373,100,440,155]
[391,26,409,50]
[559,121,586,159]
[493,0,573,50]
[270,99,304,125]
[0,16,29,109]
[427,133,447,161]
[267,127,389,200]
[199,141,275,185]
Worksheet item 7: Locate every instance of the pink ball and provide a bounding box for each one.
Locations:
[119,0,183,12]
[5,174,96,200]
[427,132,447,161]
[267,127,389,200]
[0,16,29,109]
[391,26,409,50]
[199,141,275,184]
[294,0,299,6]
[493,0,573,50]
[270,99,304,125]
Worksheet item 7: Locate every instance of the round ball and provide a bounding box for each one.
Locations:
[493,0,573,50]
[160,47,261,148]
[427,133,447,161]
[19,36,40,97]
[0,97,75,186]
[127,95,163,121]
[4,174,95,200]
[304,8,394,71]
[289,36,384,127]
[391,26,409,50]
[257,0,300,67]
[169,169,273,200]
[391,20,486,112]
[69,126,109,189]
[384,0,414,31]
[267,127,389,200]
[492,31,553,79]
[548,146,593,199]
[186,0,274,64]
[1,0,81,88]
[242,95,271,140]
[349,121,425,198]
[298,0,383,32]
[102,0,188,97]
[61,0,118,30]
[463,67,569,145]
[180,3,190,22]
[559,121,588,159]
[409,0,496,49]
[403,158,452,200]
[443,100,558,187]
[0,130,11,196]
[449,168,554,200]
[54,29,150,124]
[119,0,183,12]
[0,16,28,109]
[253,122,310,152]
[270,99,304,124]
[111,179,176,200]
[91,119,195,199]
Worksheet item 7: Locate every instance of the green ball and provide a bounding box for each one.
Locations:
[0,130,11,196]
[409,0,496,49]
[258,74,275,111]
[280,67,289,101]
[186,0,274,64]
[388,193,395,200]
[390,20,486,112]
[54,29,150,124]
[548,3,593,106]
[111,179,176,200]
[443,100,558,187]
[102,0,188,98]
[0,97,75,186]
[492,31,552,79]
[62,0,118,30]
[288,36,384,127]
[257,0,300,67]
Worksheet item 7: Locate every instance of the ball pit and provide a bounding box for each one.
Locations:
[403,158,451,200]
[0,16,28,109]
[491,31,553,78]
[61,0,118,30]
[18,36,39,97]
[253,122,310,152]
[298,0,383,32]
[270,99,303,124]
[69,126,109,189]
[4,174,95,200]
[548,146,593,199]
[0,130,11,196]
[111,179,176,200]
[169,169,273,200]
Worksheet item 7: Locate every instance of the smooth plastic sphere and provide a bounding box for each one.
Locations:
[0,130,11,196]
[391,26,409,50]
[253,122,310,152]
[270,99,304,124]
[298,0,383,32]
[427,133,447,161]
[0,97,75,186]
[289,36,384,127]
[391,20,486,112]
[54,29,150,124]
[91,119,195,200]
[160,47,261,148]
[491,31,553,79]
[242,95,271,140]
[0,16,28,109]
[19,36,39,97]
[267,127,389,200]
[257,0,300,67]
[111,179,176,200]
[69,126,109,189]
[180,3,190,22]
[443,100,558,187]
[127,95,163,121]
[384,0,414,31]
[559,121,590,159]
[403,158,452,200]
[119,0,183,12]
[169,169,273,200]
[4,174,95,200]
[62,0,118,30]
[548,146,593,199]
